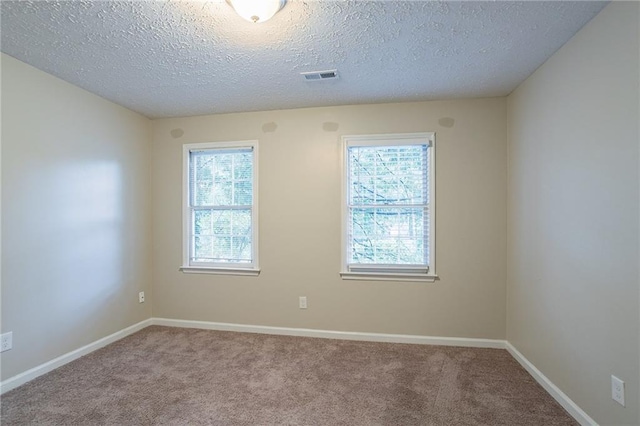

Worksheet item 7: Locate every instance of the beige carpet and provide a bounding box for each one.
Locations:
[1,326,577,425]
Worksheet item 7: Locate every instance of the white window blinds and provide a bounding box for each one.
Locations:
[188,147,255,266]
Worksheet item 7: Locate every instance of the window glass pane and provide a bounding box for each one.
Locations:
[347,141,430,269]
[424,209,430,265]
[194,210,213,236]
[229,208,252,262]
[193,235,213,262]
[212,210,231,235]
[348,145,427,205]
[349,207,426,265]
[424,147,430,203]
[212,154,232,205]
[212,181,233,206]
[234,181,252,205]
[192,150,253,207]
[212,236,231,261]
[193,155,214,206]
[232,209,252,236]
[234,153,253,180]
[189,146,254,266]
[215,154,233,181]
[192,208,252,263]
[232,237,252,262]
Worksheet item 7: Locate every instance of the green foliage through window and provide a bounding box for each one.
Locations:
[347,144,429,266]
[189,148,254,264]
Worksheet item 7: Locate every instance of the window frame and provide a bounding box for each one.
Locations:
[180,140,260,276]
[340,133,437,282]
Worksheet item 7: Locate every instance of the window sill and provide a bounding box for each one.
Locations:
[180,266,261,276]
[340,271,439,283]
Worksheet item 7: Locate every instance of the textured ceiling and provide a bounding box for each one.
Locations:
[1,1,607,118]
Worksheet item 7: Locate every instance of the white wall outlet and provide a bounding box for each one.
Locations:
[299,296,307,309]
[138,291,145,304]
[611,375,625,406]
[1,332,13,352]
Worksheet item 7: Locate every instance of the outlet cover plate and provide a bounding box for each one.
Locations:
[611,375,625,406]
[1,332,13,352]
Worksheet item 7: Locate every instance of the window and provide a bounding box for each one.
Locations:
[341,133,436,282]
[181,141,259,275]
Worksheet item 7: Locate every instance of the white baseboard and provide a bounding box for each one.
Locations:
[506,342,598,426]
[0,318,153,395]
[152,317,507,349]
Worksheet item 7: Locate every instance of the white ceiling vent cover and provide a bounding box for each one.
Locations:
[301,70,339,81]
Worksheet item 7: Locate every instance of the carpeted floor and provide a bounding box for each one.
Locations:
[1,326,577,425]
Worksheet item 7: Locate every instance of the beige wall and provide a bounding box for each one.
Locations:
[507,3,639,425]
[0,54,152,380]
[152,98,507,339]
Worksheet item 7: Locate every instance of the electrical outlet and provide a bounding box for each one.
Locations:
[611,375,625,406]
[1,332,13,352]
[138,291,145,304]
[299,296,307,309]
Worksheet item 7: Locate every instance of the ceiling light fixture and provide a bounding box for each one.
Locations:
[226,0,286,23]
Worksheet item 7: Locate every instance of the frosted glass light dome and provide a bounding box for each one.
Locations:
[226,0,286,23]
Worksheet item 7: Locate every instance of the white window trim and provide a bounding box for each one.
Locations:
[180,140,260,276]
[340,133,437,283]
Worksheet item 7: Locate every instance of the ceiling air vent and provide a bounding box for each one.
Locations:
[301,69,339,81]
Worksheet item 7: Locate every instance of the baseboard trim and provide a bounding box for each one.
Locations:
[0,318,153,395]
[152,317,506,349]
[506,342,598,426]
